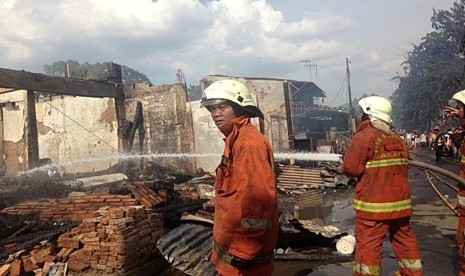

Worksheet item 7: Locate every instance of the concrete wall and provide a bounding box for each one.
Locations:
[190,100,223,172]
[124,83,196,173]
[0,92,119,176]
[35,95,119,174]
[0,91,27,175]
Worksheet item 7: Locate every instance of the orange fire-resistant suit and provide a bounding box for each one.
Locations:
[210,116,279,276]
[456,119,465,275]
[343,120,423,276]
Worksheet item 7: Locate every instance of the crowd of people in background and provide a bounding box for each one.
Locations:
[399,128,464,162]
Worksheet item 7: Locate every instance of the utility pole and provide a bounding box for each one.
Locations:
[346,58,354,138]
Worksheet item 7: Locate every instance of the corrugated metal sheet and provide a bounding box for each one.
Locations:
[156,223,217,276]
[297,190,324,207]
[275,166,325,190]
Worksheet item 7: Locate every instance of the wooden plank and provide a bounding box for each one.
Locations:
[0,68,120,98]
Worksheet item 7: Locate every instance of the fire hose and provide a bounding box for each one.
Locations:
[424,170,459,216]
[408,160,464,216]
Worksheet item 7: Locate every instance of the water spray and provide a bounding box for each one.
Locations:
[18,152,342,177]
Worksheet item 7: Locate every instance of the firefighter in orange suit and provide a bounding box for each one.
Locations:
[444,89,465,275]
[200,79,279,276]
[342,96,423,276]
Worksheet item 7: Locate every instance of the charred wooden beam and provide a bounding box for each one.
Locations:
[0,68,120,98]
[26,90,39,169]
[152,199,209,219]
[283,81,295,149]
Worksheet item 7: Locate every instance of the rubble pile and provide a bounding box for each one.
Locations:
[0,174,70,209]
[0,160,352,275]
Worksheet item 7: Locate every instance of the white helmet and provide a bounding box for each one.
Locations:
[200,79,263,118]
[451,89,465,106]
[358,96,392,123]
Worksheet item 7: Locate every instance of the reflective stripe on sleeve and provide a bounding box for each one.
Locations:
[353,262,381,275]
[241,218,272,229]
[398,258,423,272]
[353,199,412,213]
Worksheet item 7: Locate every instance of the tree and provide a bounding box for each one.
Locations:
[43,60,152,85]
[391,1,465,131]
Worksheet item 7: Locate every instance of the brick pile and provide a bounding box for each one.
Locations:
[0,194,138,222]
[0,205,165,275]
[66,206,164,274]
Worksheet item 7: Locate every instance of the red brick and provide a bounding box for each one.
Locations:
[106,198,124,202]
[89,198,106,202]
[58,237,80,249]
[8,260,22,276]
[62,248,75,261]
[67,259,89,272]
[44,255,56,263]
[21,257,39,272]
[30,246,52,265]
[42,262,53,274]
[34,270,46,276]
[100,195,119,199]
[0,264,10,276]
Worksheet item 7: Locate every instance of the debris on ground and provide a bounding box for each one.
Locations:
[0,159,354,275]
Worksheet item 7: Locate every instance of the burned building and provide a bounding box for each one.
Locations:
[192,75,350,171]
[0,65,196,177]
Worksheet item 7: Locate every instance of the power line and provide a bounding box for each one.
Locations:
[328,76,347,106]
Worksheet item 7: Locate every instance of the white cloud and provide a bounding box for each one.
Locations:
[0,0,454,105]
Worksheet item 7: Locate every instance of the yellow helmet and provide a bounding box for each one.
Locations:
[200,79,263,118]
[358,96,392,123]
[451,89,465,107]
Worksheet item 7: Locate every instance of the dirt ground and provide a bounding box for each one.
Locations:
[273,148,461,276]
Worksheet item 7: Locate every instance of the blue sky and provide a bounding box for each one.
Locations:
[0,0,454,105]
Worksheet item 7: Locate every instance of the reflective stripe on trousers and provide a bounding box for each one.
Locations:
[213,241,274,268]
[241,218,272,229]
[353,199,412,213]
[353,262,381,275]
[398,259,423,272]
